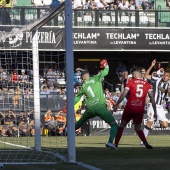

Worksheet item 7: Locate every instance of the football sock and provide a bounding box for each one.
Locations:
[114,126,124,147]
[108,123,118,143]
[137,130,147,144]
[75,119,84,130]
[143,125,151,138]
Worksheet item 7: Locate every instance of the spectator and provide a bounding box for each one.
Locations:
[141,0,154,10]
[109,2,115,9]
[0,111,5,124]
[0,75,8,89]
[40,86,50,98]
[12,0,17,7]
[43,0,53,6]
[153,61,161,71]
[2,86,8,97]
[135,0,143,9]
[74,85,80,94]
[97,0,109,19]
[118,0,129,16]
[48,84,56,93]
[53,63,60,74]
[128,0,135,17]
[0,0,11,25]
[72,0,82,17]
[141,68,147,80]
[44,110,55,135]
[0,67,7,80]
[17,110,29,136]
[55,110,67,136]
[74,68,83,85]
[151,71,158,77]
[32,0,43,6]
[4,110,17,136]
[23,87,33,99]
[97,0,108,9]
[112,90,127,109]
[59,87,66,100]
[83,0,89,9]
[0,112,5,136]
[104,88,113,99]
[28,110,43,136]
[13,86,21,107]
[43,64,49,76]
[168,0,170,10]
[19,69,28,82]
[106,0,114,5]
[156,68,164,78]
[105,97,115,111]
[104,88,115,111]
[121,71,129,86]
[40,81,48,91]
[116,61,127,81]
[46,67,56,85]
[72,0,82,9]
[11,70,19,83]
[88,0,98,9]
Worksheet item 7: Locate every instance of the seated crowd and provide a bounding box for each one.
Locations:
[72,0,154,13]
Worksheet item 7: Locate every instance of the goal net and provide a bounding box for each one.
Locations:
[0,1,75,165]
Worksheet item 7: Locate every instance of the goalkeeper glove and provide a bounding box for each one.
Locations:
[100,65,105,69]
[100,59,108,68]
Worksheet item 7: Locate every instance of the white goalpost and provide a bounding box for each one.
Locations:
[0,0,76,166]
[31,0,76,162]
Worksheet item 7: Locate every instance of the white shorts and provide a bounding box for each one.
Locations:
[147,104,168,122]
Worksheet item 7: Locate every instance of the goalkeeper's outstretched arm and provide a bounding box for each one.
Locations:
[97,59,109,80]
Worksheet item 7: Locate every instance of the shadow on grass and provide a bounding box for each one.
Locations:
[76,146,170,170]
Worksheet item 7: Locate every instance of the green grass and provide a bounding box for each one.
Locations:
[2,135,170,170]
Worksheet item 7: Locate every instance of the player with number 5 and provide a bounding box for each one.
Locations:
[113,67,157,149]
[74,59,118,150]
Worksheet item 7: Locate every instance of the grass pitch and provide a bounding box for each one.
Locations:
[3,135,170,170]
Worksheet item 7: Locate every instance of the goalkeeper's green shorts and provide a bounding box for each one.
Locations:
[80,104,115,124]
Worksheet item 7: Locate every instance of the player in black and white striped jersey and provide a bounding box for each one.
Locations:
[142,59,170,141]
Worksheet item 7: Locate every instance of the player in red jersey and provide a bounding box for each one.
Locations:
[113,67,157,149]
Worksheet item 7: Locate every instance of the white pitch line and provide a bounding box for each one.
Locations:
[77,162,102,170]
[0,141,33,150]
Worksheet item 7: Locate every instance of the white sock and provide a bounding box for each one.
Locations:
[143,127,150,138]
[140,126,151,145]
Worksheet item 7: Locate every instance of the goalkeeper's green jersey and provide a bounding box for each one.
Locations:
[74,67,109,107]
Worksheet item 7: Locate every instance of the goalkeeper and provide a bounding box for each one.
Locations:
[74,59,118,150]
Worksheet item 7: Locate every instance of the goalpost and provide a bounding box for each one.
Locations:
[0,0,75,165]
[31,0,75,162]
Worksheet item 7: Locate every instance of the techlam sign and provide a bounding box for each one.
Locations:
[0,26,170,51]
[73,28,170,51]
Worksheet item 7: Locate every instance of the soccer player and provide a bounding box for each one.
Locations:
[142,59,170,141]
[74,59,118,150]
[113,67,157,149]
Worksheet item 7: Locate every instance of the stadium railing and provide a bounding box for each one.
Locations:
[0,7,170,27]
[0,93,66,112]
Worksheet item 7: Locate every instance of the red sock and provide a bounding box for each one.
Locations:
[115,127,124,147]
[136,130,147,144]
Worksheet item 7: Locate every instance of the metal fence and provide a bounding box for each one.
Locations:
[0,93,66,112]
[0,7,170,27]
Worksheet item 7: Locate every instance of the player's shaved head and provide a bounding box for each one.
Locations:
[132,67,142,78]
[81,71,90,81]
